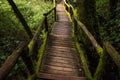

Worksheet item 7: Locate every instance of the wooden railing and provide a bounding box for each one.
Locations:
[64,0,120,80]
[43,7,56,32]
[104,42,120,75]
[0,4,56,80]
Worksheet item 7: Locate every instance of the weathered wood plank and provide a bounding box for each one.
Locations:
[37,73,87,80]
[39,1,85,79]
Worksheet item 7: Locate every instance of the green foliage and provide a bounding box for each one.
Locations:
[100,11,120,52]
[0,0,53,79]
[96,0,120,52]
[96,0,109,19]
[96,1,120,79]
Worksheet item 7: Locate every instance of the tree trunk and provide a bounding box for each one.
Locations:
[7,0,33,39]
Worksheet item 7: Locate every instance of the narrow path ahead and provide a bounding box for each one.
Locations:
[39,1,86,80]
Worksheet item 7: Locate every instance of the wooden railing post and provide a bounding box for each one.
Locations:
[69,6,73,17]
[21,47,35,75]
[54,0,57,21]
[73,18,78,35]
[54,7,57,21]
[104,42,120,76]
[43,14,48,32]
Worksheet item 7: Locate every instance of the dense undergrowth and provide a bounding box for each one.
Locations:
[96,0,120,79]
[0,0,53,79]
[96,0,120,52]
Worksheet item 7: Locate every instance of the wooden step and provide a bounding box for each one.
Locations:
[37,73,87,80]
[44,55,80,65]
[40,65,80,76]
[39,1,85,79]
[45,52,76,59]
[43,60,79,69]
[46,46,76,52]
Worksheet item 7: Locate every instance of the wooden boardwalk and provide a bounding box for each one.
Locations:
[39,1,86,80]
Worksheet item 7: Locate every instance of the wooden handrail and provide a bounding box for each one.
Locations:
[29,6,57,58]
[75,18,102,53]
[104,42,120,76]
[0,42,27,80]
[43,7,56,16]
[28,18,45,59]
[104,42,120,70]
[64,1,120,80]
[64,1,106,80]
[0,4,57,80]
[43,7,56,32]
[64,0,102,54]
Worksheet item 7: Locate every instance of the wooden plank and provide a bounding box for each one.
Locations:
[37,73,87,80]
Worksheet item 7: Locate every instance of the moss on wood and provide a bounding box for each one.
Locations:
[36,32,48,75]
[93,49,106,80]
[75,40,93,80]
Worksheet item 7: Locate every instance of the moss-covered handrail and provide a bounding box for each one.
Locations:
[64,0,74,18]
[75,17,102,55]
[28,18,45,60]
[0,2,57,80]
[28,6,57,59]
[43,7,56,16]
[104,42,120,74]
[0,42,27,80]
[0,41,36,80]
[64,0,70,12]
[64,1,106,80]
[43,7,56,32]
[75,18,106,80]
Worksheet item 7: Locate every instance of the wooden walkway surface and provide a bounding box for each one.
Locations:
[39,1,86,80]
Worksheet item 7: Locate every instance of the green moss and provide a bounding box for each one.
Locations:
[28,40,34,55]
[27,74,36,80]
[75,41,93,80]
[97,47,104,55]
[35,32,48,74]
[93,50,106,80]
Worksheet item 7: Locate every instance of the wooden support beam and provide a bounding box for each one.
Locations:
[54,7,57,21]
[43,15,49,32]
[104,42,120,73]
[28,19,45,60]
[21,47,35,75]
[76,42,93,80]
